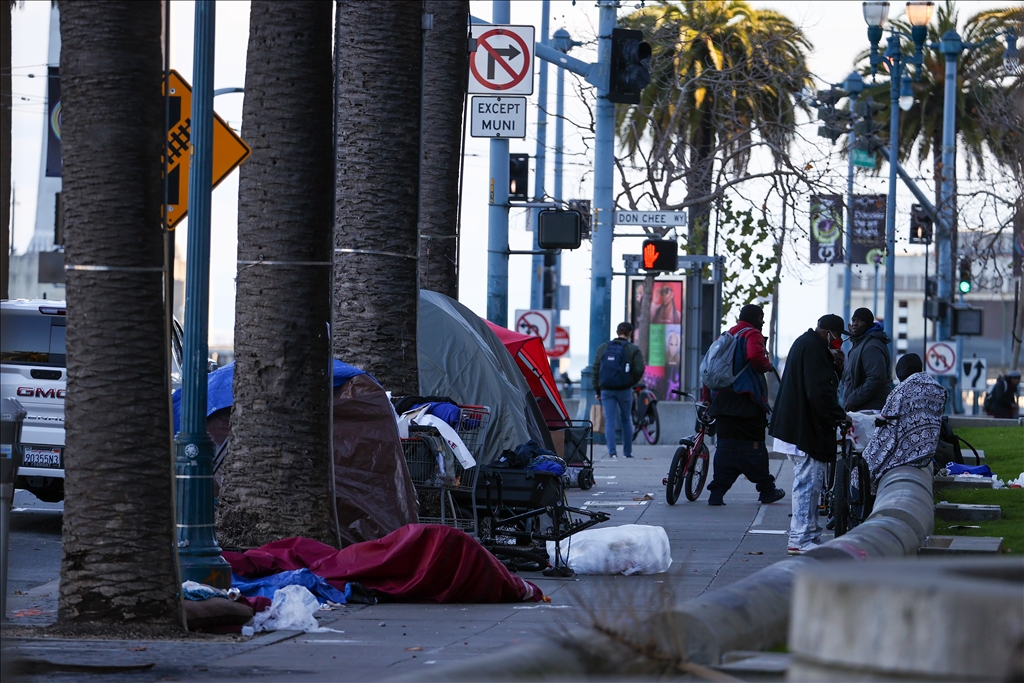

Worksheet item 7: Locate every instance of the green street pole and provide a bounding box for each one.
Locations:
[175,0,230,587]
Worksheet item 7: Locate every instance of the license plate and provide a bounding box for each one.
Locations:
[22,447,62,468]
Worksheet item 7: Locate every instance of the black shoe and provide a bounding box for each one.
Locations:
[759,488,786,504]
[708,497,725,506]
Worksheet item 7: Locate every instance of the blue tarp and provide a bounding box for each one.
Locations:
[946,462,994,477]
[173,359,368,433]
[231,568,351,604]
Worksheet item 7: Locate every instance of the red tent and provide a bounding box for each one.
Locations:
[486,321,571,427]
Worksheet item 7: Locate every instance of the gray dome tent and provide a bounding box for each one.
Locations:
[417,290,552,465]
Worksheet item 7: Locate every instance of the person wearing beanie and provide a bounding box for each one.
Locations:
[985,370,1021,419]
[770,314,851,555]
[702,304,785,506]
[593,322,645,459]
[862,353,946,487]
[840,307,893,412]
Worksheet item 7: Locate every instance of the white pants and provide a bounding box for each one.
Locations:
[787,452,828,550]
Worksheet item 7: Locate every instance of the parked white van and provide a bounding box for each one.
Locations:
[0,299,183,501]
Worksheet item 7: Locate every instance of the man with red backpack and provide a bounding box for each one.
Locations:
[703,304,785,506]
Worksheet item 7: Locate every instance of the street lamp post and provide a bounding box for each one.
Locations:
[862,1,932,370]
[842,70,864,328]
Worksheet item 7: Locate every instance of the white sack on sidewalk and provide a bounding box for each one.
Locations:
[546,524,672,575]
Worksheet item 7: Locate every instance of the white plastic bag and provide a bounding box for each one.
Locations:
[251,585,321,633]
[848,410,881,453]
[546,524,672,575]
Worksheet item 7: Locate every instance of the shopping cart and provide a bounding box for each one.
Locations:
[549,419,595,490]
[400,405,491,536]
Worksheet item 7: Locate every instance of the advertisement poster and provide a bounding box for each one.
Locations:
[850,194,887,266]
[630,279,684,401]
[809,194,844,264]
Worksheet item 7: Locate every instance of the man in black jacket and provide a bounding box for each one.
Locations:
[769,314,850,555]
[593,322,645,459]
[840,307,892,411]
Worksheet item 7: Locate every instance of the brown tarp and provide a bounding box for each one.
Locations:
[208,374,417,547]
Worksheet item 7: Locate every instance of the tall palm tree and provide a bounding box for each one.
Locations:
[58,1,182,627]
[333,0,421,395]
[617,1,813,251]
[215,2,337,549]
[418,0,468,298]
[1,1,13,298]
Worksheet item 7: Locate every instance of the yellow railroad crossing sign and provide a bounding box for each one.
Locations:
[163,70,251,230]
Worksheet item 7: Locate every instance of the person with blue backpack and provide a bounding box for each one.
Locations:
[593,322,646,459]
[701,304,786,506]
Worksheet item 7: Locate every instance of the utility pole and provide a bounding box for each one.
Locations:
[485,0,512,326]
[843,71,863,327]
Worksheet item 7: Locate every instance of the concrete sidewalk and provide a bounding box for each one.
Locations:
[3,442,798,682]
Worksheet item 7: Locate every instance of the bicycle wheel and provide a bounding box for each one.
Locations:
[684,444,710,501]
[849,457,873,527]
[666,446,688,505]
[832,459,850,537]
[642,404,660,444]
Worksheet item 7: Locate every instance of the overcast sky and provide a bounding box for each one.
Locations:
[7,0,1016,371]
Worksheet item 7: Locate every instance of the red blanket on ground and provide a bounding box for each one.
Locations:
[223,524,543,603]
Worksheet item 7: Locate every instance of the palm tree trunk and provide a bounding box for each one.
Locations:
[418,0,468,298]
[1,1,12,299]
[333,0,421,395]
[685,109,715,254]
[57,1,181,628]
[215,1,337,549]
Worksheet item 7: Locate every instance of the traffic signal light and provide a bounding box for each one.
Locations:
[853,98,887,151]
[816,86,848,144]
[537,209,582,250]
[909,204,933,244]
[608,28,652,105]
[958,258,972,294]
[509,154,529,201]
[640,239,677,272]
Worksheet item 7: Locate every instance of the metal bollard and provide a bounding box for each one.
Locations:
[1,398,27,622]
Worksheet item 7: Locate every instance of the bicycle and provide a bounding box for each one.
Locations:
[631,384,660,445]
[663,395,713,504]
[827,422,873,537]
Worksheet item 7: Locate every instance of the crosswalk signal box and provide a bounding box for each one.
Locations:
[641,239,678,272]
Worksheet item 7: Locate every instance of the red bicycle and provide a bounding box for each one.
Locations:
[664,395,713,504]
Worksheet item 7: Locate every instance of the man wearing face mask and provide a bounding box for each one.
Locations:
[770,314,851,555]
[704,304,786,506]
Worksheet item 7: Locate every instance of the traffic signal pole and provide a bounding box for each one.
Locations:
[937,32,960,411]
[529,1,550,311]
[882,36,902,371]
[486,1,511,326]
[586,0,617,406]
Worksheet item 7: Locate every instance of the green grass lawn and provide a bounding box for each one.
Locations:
[934,426,1024,554]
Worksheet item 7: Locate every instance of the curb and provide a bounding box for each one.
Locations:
[400,465,934,680]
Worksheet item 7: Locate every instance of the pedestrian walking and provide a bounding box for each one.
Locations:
[840,307,892,411]
[703,304,785,506]
[593,322,645,459]
[984,370,1021,419]
[769,314,850,555]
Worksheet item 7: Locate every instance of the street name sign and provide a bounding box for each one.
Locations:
[925,341,958,377]
[614,210,687,227]
[469,25,535,95]
[470,96,527,138]
[852,148,877,169]
[164,70,252,229]
[961,357,987,392]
